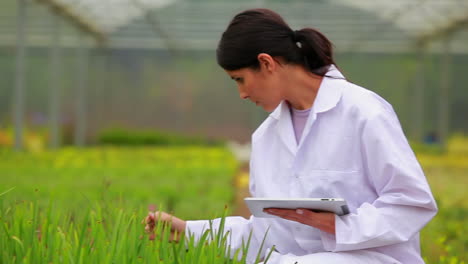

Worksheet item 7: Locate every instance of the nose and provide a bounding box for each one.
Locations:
[239,92,249,100]
[238,87,249,99]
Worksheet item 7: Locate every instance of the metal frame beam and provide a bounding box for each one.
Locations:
[417,14,468,45]
[35,0,107,45]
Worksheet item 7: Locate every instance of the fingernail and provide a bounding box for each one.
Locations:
[296,209,304,215]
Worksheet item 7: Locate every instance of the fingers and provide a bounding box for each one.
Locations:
[141,212,154,224]
[264,208,336,234]
[264,208,317,226]
[144,224,153,233]
[142,210,187,242]
[143,211,182,232]
[264,208,303,222]
[143,212,157,234]
[263,208,299,217]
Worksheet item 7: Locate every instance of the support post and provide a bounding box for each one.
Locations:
[438,35,452,147]
[49,14,62,149]
[413,44,426,142]
[13,0,27,150]
[74,34,89,147]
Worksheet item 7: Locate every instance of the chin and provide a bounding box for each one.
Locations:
[263,102,281,112]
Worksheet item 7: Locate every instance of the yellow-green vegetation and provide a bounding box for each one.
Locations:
[0,135,467,263]
[0,146,252,263]
[417,135,468,263]
[0,146,238,219]
[0,201,273,264]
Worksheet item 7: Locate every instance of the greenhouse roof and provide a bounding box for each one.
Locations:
[1,0,468,53]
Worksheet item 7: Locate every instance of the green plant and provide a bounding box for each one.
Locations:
[97,128,224,147]
[0,200,273,263]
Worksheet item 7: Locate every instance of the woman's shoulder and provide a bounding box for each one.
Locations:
[340,81,396,120]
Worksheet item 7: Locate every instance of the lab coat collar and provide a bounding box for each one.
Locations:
[270,64,345,120]
[269,65,346,155]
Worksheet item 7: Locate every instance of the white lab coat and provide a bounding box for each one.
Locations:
[186,66,437,264]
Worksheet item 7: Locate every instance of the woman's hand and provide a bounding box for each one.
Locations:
[143,211,187,241]
[264,208,335,234]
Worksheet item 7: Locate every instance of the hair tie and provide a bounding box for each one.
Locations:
[293,30,302,48]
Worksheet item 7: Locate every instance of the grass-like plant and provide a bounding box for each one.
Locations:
[0,199,273,263]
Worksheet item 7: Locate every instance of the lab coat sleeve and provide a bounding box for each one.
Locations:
[185,151,258,257]
[185,216,256,252]
[186,216,265,263]
[320,107,438,251]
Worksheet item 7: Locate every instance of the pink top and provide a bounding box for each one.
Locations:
[290,106,311,144]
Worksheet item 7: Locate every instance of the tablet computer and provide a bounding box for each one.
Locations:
[244,197,350,218]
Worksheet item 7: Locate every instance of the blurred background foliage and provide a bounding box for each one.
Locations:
[1,132,467,263]
[416,136,468,263]
[0,146,238,220]
[1,0,467,263]
[1,50,468,144]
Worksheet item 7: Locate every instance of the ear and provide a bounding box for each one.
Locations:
[257,53,276,73]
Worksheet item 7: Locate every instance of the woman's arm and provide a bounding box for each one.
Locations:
[144,211,186,241]
[265,107,438,252]
[319,108,438,251]
[263,208,335,234]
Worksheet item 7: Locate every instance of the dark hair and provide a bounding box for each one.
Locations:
[217,8,337,76]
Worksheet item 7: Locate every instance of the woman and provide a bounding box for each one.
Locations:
[145,8,437,264]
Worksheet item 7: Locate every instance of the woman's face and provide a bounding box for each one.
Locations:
[226,65,284,112]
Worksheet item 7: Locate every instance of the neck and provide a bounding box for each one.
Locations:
[284,66,323,110]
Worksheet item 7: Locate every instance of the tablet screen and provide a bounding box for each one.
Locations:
[244,197,349,217]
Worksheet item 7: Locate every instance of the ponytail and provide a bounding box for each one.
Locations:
[294,28,335,75]
[217,8,338,76]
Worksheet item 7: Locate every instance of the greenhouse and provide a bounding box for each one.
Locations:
[1,0,468,149]
[0,0,467,263]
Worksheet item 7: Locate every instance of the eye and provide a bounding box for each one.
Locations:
[234,77,244,83]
